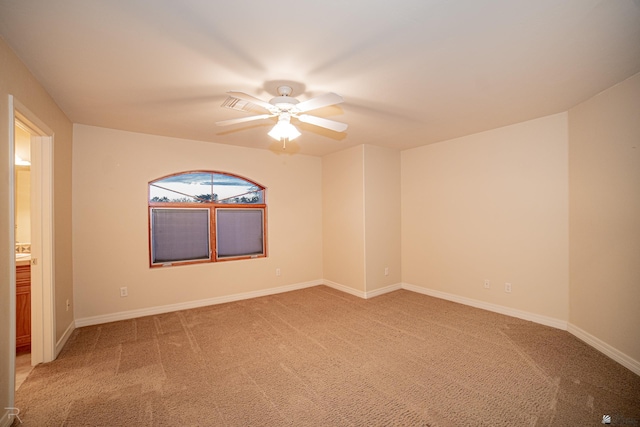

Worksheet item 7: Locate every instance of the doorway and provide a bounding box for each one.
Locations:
[9,96,56,379]
[14,119,33,388]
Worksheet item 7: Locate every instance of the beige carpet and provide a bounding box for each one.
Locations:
[13,286,640,426]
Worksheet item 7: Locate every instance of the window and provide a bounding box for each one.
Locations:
[149,171,266,267]
[216,209,264,258]
[151,208,210,263]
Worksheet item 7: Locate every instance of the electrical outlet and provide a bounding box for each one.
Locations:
[384,267,389,276]
[120,286,128,297]
[484,280,490,289]
[505,282,512,293]
[276,268,281,277]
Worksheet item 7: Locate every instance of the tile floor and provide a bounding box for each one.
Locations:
[15,351,33,390]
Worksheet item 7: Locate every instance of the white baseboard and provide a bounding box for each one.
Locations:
[401,282,568,330]
[56,320,75,357]
[366,283,403,298]
[567,323,640,376]
[75,279,323,327]
[323,281,402,299]
[323,280,366,298]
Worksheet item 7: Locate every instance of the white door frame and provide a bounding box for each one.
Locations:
[9,95,56,369]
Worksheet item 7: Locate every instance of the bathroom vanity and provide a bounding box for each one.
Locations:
[16,256,31,352]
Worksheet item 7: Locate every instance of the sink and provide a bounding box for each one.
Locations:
[16,253,31,261]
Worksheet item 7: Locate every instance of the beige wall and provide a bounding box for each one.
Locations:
[401,113,569,322]
[568,72,640,363]
[15,125,31,244]
[322,145,366,293]
[322,144,401,296]
[15,170,31,244]
[364,145,401,292]
[0,37,73,423]
[72,125,323,320]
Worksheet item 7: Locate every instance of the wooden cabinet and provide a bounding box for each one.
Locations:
[16,264,31,352]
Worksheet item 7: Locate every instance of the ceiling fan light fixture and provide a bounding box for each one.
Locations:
[268,116,301,141]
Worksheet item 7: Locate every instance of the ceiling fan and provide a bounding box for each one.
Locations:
[216,86,348,144]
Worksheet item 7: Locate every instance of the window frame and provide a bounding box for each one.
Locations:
[148,171,267,268]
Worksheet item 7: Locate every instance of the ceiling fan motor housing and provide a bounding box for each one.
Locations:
[270,86,299,111]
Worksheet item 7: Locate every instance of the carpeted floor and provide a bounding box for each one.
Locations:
[13,286,640,426]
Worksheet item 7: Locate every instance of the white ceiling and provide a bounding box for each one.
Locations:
[1,1,639,156]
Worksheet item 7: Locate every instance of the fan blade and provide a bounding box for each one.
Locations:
[296,92,344,113]
[226,91,274,111]
[298,114,348,132]
[216,114,273,126]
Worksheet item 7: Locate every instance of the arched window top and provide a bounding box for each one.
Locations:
[149,171,265,204]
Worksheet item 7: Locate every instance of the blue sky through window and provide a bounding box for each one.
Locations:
[149,172,263,203]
